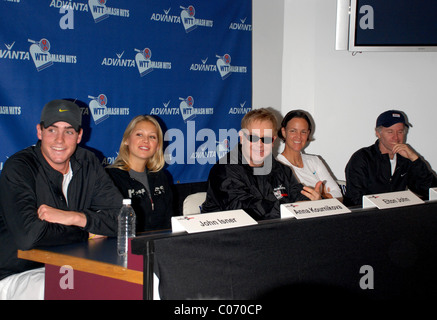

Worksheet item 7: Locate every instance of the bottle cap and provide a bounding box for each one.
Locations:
[123,199,131,205]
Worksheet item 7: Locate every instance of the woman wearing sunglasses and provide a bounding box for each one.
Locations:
[277,110,342,201]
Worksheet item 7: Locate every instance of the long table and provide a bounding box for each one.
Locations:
[132,201,437,300]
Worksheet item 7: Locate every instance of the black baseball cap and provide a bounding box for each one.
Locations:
[40,99,82,131]
[376,110,409,128]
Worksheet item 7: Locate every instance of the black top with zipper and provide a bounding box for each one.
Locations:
[106,167,174,232]
[201,144,309,220]
[344,140,437,206]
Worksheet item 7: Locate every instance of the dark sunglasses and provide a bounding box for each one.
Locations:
[244,133,274,144]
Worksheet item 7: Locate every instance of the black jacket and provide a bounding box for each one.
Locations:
[0,141,123,280]
[106,167,173,232]
[201,145,309,220]
[344,140,437,206]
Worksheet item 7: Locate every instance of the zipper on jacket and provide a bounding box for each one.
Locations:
[146,188,154,211]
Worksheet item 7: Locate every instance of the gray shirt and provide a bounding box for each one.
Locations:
[129,169,150,195]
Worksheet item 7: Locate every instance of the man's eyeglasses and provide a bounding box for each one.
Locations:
[244,133,274,144]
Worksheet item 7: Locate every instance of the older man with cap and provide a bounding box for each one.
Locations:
[0,99,123,299]
[344,110,437,206]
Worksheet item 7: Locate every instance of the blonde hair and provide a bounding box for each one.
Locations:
[109,115,165,172]
[241,108,278,132]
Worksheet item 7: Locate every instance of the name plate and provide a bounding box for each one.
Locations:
[362,190,424,209]
[429,188,437,201]
[171,209,258,233]
[280,198,351,219]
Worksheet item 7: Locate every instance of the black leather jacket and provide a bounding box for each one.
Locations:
[201,144,308,220]
[344,140,437,206]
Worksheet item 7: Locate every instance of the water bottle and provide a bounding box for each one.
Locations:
[117,199,136,256]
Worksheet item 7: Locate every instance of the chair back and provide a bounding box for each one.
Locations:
[183,192,207,216]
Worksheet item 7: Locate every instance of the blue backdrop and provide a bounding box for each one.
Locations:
[0,0,252,184]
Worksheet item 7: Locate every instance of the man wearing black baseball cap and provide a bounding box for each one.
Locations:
[344,110,437,206]
[0,99,122,299]
[40,99,82,132]
[37,99,83,174]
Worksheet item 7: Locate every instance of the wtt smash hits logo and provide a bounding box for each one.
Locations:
[134,48,172,77]
[28,38,77,71]
[216,54,247,80]
[87,0,129,23]
[149,95,214,122]
[49,0,129,23]
[189,54,248,80]
[100,47,172,77]
[0,105,21,116]
[87,93,130,125]
[150,5,213,33]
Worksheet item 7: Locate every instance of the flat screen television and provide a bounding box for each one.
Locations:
[336,0,437,52]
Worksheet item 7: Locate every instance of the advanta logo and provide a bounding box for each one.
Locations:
[50,1,89,12]
[228,101,251,115]
[150,8,181,24]
[149,100,181,117]
[229,17,252,31]
[189,57,217,72]
[101,51,135,68]
[0,42,30,61]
